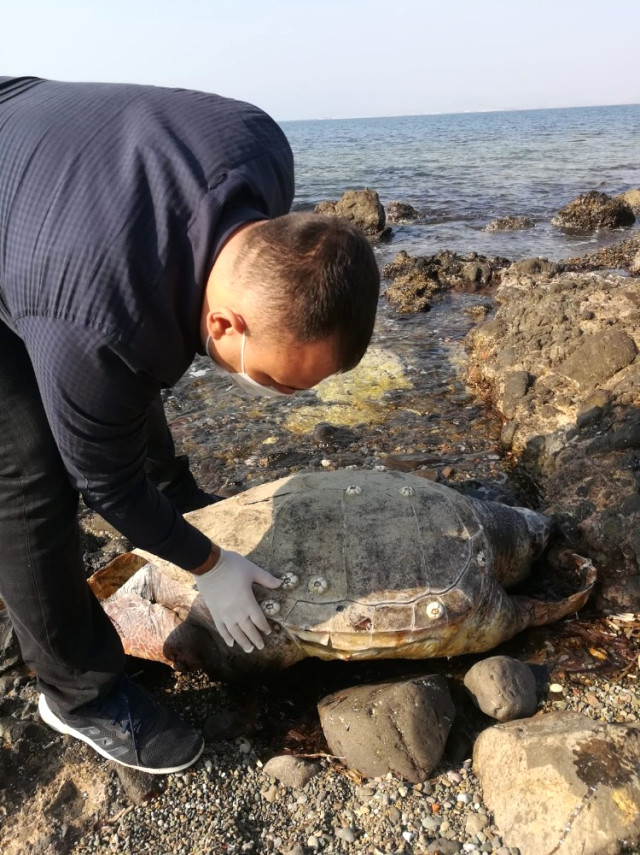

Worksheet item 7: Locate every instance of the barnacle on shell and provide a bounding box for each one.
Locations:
[400,485,415,497]
[280,572,299,589]
[425,601,445,620]
[345,485,362,496]
[308,576,329,594]
[260,599,281,616]
[476,551,486,567]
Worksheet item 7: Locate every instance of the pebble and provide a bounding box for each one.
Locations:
[335,826,356,843]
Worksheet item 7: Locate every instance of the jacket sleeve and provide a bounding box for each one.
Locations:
[18,316,212,570]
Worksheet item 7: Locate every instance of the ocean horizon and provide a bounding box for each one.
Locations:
[279,100,640,124]
[281,102,640,264]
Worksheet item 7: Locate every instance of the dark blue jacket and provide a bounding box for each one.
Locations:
[0,76,294,568]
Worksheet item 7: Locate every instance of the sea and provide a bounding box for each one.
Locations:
[281,104,640,265]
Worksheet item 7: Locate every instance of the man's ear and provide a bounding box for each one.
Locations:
[206,307,246,342]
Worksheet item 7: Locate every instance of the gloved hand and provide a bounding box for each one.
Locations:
[195,549,282,652]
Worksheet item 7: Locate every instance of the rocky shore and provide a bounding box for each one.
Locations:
[2,188,640,855]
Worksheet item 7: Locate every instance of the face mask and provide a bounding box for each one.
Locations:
[205,332,292,399]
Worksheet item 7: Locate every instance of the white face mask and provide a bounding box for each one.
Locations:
[205,331,292,399]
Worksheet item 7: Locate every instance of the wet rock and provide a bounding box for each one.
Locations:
[473,711,640,855]
[507,257,558,277]
[312,423,358,448]
[576,390,611,429]
[115,765,165,805]
[386,201,419,222]
[551,190,635,231]
[262,754,322,789]
[463,656,537,721]
[484,216,535,232]
[383,250,509,312]
[558,329,637,390]
[618,188,640,212]
[561,233,640,273]
[381,452,444,472]
[318,676,454,782]
[314,188,386,237]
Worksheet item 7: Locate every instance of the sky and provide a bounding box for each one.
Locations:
[3,0,639,121]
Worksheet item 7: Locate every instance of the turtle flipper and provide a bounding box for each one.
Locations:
[510,553,596,629]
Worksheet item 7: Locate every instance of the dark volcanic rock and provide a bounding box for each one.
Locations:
[385,201,419,222]
[314,188,387,237]
[382,250,509,313]
[484,216,535,232]
[558,329,637,390]
[560,233,640,273]
[466,266,640,609]
[551,190,635,231]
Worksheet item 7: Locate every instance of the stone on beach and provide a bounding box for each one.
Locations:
[473,711,640,855]
[317,676,455,782]
[551,190,635,231]
[262,754,322,789]
[463,655,537,721]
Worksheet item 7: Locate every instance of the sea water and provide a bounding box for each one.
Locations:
[282,104,640,263]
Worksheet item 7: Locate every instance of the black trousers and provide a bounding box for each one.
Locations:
[0,321,194,713]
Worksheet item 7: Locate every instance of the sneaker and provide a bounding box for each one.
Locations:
[38,675,204,774]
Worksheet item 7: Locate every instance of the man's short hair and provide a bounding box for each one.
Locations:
[239,213,380,370]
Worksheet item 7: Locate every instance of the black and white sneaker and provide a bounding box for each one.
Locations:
[38,674,204,774]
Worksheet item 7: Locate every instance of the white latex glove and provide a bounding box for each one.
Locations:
[195,549,282,653]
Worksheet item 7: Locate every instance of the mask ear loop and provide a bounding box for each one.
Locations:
[240,331,247,375]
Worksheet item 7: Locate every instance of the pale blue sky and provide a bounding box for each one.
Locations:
[3,0,638,120]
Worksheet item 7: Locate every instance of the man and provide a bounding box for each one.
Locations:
[0,77,380,774]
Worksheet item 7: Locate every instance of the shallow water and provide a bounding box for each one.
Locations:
[167,293,510,502]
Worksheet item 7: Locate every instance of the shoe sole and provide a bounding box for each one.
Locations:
[38,693,204,775]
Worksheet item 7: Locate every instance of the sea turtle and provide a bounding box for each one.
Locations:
[88,470,595,678]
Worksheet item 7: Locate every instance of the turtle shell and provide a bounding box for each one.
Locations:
[181,470,504,658]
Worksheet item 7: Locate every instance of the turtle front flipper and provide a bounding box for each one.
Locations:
[510,552,597,630]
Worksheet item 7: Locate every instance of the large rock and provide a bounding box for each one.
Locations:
[618,188,640,212]
[463,656,537,721]
[318,676,455,782]
[383,250,509,312]
[466,266,640,609]
[473,712,640,855]
[551,190,635,231]
[314,188,386,237]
